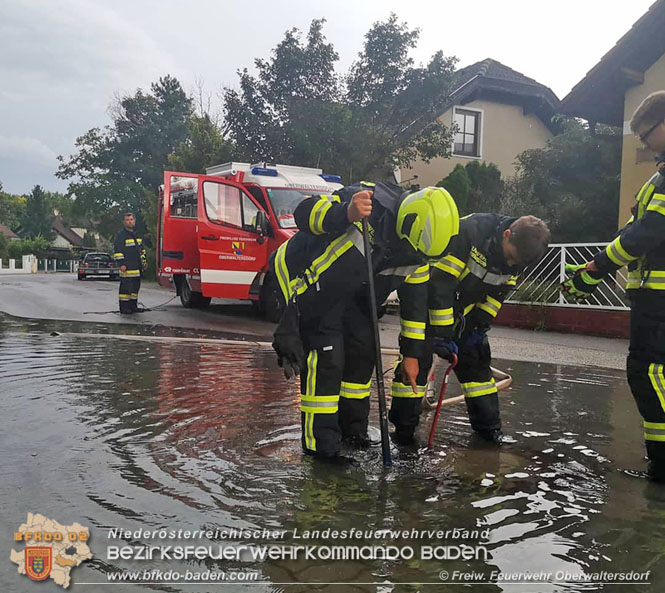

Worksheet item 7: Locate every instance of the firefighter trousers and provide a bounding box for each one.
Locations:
[389,330,500,437]
[298,290,377,457]
[119,271,141,313]
[627,299,665,471]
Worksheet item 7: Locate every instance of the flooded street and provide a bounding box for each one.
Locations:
[2,312,663,592]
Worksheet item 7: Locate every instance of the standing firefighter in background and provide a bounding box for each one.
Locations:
[113,212,148,314]
[271,183,459,461]
[561,91,665,481]
[390,214,550,444]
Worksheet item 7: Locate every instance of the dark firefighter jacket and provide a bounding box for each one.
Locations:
[428,213,520,339]
[113,228,146,277]
[594,168,665,306]
[272,182,429,357]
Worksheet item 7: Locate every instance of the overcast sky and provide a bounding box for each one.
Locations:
[0,0,656,195]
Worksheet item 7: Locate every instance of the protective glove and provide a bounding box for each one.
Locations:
[433,337,458,362]
[140,252,148,272]
[560,263,603,303]
[463,328,488,350]
[272,302,305,379]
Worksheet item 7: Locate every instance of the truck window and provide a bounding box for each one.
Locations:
[247,186,268,210]
[170,176,198,219]
[242,195,260,232]
[203,182,242,227]
[266,189,315,229]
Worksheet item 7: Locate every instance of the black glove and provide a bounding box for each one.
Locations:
[463,328,488,350]
[433,338,458,362]
[272,302,305,379]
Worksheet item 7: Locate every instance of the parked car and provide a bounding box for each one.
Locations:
[77,252,119,280]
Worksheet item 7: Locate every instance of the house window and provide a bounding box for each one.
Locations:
[453,108,481,157]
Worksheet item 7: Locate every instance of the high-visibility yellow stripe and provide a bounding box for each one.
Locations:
[433,254,465,278]
[274,242,292,302]
[405,264,430,284]
[400,319,426,341]
[121,269,140,277]
[644,418,665,441]
[646,194,665,216]
[292,229,363,297]
[463,303,476,316]
[391,380,426,399]
[308,198,332,235]
[125,239,136,245]
[644,421,665,429]
[429,307,454,326]
[113,252,124,258]
[459,268,471,281]
[340,380,371,399]
[605,237,637,267]
[648,363,665,414]
[461,380,497,398]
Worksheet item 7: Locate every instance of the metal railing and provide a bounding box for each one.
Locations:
[506,243,630,311]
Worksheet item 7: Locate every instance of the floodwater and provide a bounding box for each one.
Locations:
[1,312,663,593]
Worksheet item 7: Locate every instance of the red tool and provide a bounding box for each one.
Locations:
[427,354,458,449]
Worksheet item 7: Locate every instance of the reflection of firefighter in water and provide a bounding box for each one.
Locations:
[113,212,148,314]
[562,91,665,482]
[271,182,460,460]
[389,214,550,444]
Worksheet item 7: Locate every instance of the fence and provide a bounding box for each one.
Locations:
[0,255,38,274]
[506,243,630,311]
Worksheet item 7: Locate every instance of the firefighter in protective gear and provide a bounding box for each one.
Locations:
[271,183,459,459]
[113,212,147,314]
[390,214,550,444]
[561,91,665,481]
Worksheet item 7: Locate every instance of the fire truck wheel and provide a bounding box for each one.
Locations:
[259,273,283,323]
[178,276,211,309]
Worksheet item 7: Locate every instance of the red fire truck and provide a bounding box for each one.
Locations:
[157,162,343,321]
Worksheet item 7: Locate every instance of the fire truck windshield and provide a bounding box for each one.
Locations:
[266,188,318,229]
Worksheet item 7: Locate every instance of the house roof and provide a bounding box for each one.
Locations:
[450,58,561,132]
[560,0,665,126]
[52,218,84,247]
[0,223,18,240]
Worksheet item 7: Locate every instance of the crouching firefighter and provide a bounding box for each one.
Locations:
[561,90,665,481]
[113,212,148,314]
[389,214,550,444]
[271,183,459,460]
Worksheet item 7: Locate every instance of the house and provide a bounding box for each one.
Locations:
[0,223,19,241]
[51,218,85,249]
[401,58,560,187]
[560,0,665,226]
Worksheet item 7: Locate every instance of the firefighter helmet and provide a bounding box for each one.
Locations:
[396,187,459,258]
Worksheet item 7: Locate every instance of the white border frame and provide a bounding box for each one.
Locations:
[452,105,484,160]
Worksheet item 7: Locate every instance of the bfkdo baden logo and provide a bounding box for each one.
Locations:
[10,513,93,589]
[25,547,52,581]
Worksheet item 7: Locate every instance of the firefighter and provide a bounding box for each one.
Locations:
[389,214,550,444]
[113,212,148,314]
[561,90,665,481]
[271,183,459,460]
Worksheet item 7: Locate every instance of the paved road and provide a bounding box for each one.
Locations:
[0,273,629,369]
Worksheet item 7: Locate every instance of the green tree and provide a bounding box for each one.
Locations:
[168,113,235,174]
[20,185,54,239]
[465,161,503,212]
[502,118,622,241]
[0,181,27,230]
[437,165,471,214]
[57,75,193,236]
[0,232,8,260]
[224,15,457,181]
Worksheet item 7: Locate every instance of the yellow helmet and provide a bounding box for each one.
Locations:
[396,187,459,258]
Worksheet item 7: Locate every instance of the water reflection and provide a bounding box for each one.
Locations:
[1,314,663,592]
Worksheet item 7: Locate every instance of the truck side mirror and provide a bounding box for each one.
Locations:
[255,210,268,243]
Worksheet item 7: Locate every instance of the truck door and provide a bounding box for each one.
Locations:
[197,175,270,299]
